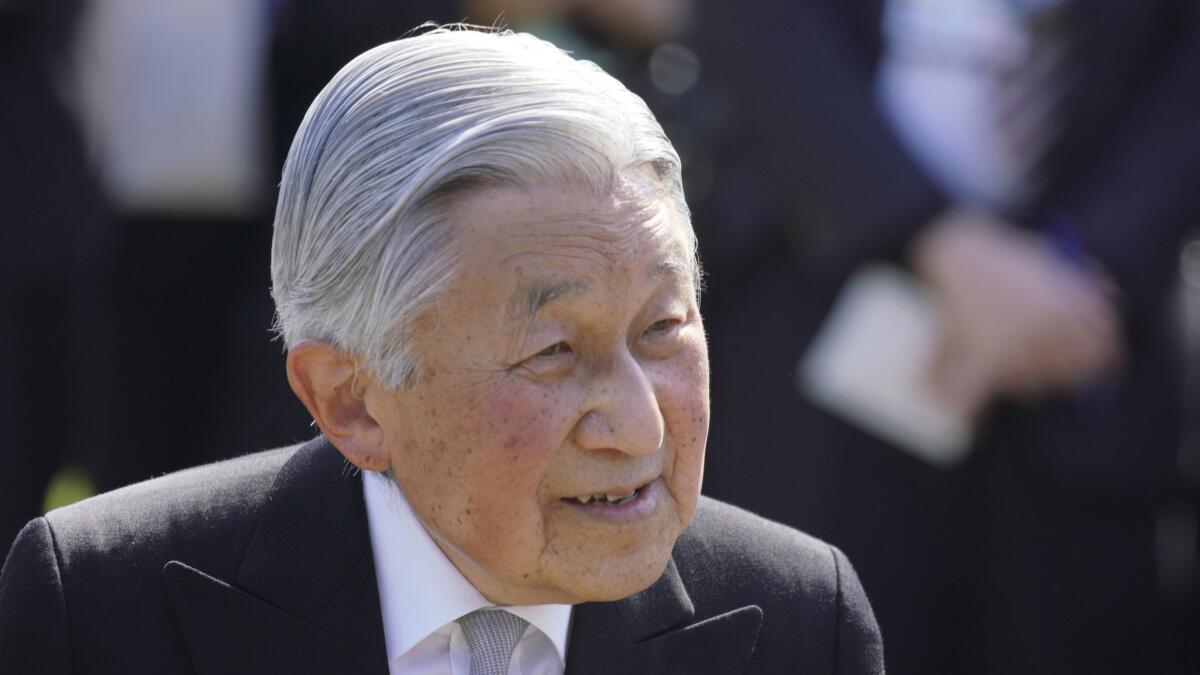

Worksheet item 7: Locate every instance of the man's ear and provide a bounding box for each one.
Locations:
[286,340,390,471]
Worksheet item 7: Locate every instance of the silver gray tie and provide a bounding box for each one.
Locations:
[458,609,530,675]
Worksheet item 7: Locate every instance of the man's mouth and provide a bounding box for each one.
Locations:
[560,480,660,522]
[566,488,641,506]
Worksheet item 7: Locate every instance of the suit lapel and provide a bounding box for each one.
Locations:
[565,558,763,675]
[164,437,389,674]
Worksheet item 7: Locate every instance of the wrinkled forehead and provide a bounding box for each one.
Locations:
[449,174,696,294]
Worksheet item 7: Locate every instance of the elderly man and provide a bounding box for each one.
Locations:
[0,27,883,674]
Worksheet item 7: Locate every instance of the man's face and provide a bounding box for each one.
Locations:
[369,171,709,605]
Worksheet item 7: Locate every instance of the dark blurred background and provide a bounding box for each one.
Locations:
[2,0,1198,672]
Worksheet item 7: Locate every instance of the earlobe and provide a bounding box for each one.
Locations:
[285,340,391,471]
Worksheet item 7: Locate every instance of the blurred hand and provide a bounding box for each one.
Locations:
[911,206,1124,418]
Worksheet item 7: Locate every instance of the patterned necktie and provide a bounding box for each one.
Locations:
[458,609,530,675]
[991,0,1075,206]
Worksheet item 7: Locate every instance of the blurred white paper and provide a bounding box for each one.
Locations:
[799,263,973,466]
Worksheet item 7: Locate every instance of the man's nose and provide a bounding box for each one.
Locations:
[573,351,664,457]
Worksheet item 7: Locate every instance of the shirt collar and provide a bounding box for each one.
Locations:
[362,470,573,663]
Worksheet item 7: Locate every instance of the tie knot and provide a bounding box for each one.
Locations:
[458,609,530,675]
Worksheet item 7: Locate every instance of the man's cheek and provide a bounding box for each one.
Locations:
[482,381,578,460]
[662,360,710,441]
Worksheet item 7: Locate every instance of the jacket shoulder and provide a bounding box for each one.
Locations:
[676,497,885,673]
[679,496,842,598]
[43,443,303,576]
[1,441,328,672]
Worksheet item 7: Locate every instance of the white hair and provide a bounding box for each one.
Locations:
[271,25,695,389]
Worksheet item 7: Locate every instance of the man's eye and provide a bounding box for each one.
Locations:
[534,342,572,358]
[645,318,679,335]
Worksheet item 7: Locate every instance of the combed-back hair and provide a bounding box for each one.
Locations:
[271,25,694,389]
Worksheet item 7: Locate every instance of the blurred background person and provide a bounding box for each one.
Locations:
[73,0,462,493]
[656,1,1200,673]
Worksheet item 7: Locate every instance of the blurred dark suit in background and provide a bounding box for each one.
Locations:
[656,0,1200,672]
[0,0,106,556]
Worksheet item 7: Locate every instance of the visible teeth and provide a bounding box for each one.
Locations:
[571,489,639,506]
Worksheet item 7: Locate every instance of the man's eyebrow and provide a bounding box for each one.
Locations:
[647,255,694,287]
[652,249,700,291]
[508,256,695,321]
[509,278,591,321]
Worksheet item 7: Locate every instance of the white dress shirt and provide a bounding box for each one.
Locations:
[363,470,572,675]
[875,0,1068,211]
[76,0,269,215]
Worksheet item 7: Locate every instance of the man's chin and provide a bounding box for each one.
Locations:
[564,550,675,604]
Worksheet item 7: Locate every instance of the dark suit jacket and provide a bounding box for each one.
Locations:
[0,437,883,674]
